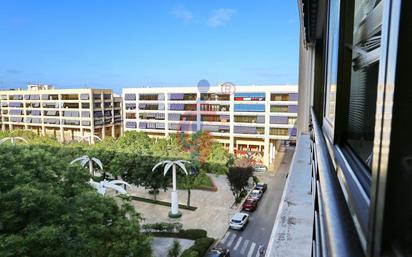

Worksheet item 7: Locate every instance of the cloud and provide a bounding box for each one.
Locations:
[172,5,193,22]
[207,8,236,27]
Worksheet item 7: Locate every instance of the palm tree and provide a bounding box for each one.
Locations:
[70,155,104,177]
[88,179,132,196]
[77,135,102,145]
[0,137,28,146]
[152,160,189,218]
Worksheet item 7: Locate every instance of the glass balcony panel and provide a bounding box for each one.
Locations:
[124,93,136,101]
[234,104,265,112]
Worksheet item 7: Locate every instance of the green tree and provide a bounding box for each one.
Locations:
[0,145,152,257]
[226,166,253,200]
[167,240,182,257]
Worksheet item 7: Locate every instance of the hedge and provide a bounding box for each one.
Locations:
[142,222,182,233]
[150,229,207,240]
[180,249,199,257]
[130,196,197,211]
[183,237,215,257]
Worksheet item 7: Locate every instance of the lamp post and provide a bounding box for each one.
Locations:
[70,155,103,177]
[152,160,189,218]
[77,135,102,145]
[0,137,28,146]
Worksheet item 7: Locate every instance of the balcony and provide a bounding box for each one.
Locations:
[200,103,229,112]
[140,103,165,111]
[139,93,165,101]
[169,93,197,101]
[200,93,230,101]
[266,111,364,257]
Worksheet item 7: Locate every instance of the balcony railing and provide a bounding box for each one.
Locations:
[266,109,363,257]
[310,109,363,257]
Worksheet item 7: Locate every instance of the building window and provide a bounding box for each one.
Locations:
[270,105,288,112]
[345,0,383,168]
[270,94,289,101]
[324,0,341,125]
[270,128,289,136]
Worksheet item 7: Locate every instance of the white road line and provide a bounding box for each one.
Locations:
[247,242,256,257]
[240,239,250,254]
[233,236,243,251]
[227,233,237,247]
[256,245,263,257]
[221,232,230,244]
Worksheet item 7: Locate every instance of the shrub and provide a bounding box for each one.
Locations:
[142,222,183,233]
[180,249,199,257]
[148,228,208,240]
[239,190,248,198]
[191,237,215,257]
[253,175,260,184]
[179,229,207,240]
[168,240,181,257]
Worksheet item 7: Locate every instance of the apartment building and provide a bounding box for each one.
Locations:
[122,85,298,166]
[0,84,122,142]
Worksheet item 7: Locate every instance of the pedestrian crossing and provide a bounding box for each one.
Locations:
[218,231,265,257]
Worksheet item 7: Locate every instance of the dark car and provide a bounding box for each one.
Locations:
[242,197,258,212]
[255,182,267,193]
[207,247,230,257]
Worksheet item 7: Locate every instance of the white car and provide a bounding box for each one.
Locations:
[249,189,263,200]
[229,212,249,230]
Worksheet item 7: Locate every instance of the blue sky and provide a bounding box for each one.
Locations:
[0,1,299,94]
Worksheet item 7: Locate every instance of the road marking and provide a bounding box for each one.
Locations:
[247,242,256,257]
[240,239,249,254]
[256,245,264,257]
[233,236,243,251]
[227,233,237,247]
[221,232,230,244]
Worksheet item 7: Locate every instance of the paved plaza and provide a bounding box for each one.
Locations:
[129,174,238,239]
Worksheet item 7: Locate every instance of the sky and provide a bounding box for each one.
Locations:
[0,1,299,94]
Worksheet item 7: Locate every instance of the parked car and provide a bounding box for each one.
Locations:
[252,164,268,173]
[249,189,263,200]
[242,197,258,212]
[255,182,267,193]
[229,212,249,230]
[207,247,230,257]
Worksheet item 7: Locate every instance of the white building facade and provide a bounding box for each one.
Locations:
[122,85,298,166]
[0,84,122,142]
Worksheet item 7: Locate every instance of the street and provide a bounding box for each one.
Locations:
[216,149,294,257]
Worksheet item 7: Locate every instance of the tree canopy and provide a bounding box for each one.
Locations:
[0,145,152,257]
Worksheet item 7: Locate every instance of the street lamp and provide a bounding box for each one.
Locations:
[0,137,28,146]
[152,160,189,218]
[77,135,102,145]
[88,179,132,196]
[70,155,103,177]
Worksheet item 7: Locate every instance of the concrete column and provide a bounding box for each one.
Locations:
[297,34,315,135]
[229,91,235,154]
[270,142,274,164]
[111,125,115,138]
[102,125,106,139]
[196,92,201,132]
[164,92,169,137]
[264,91,271,166]
[59,127,64,143]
